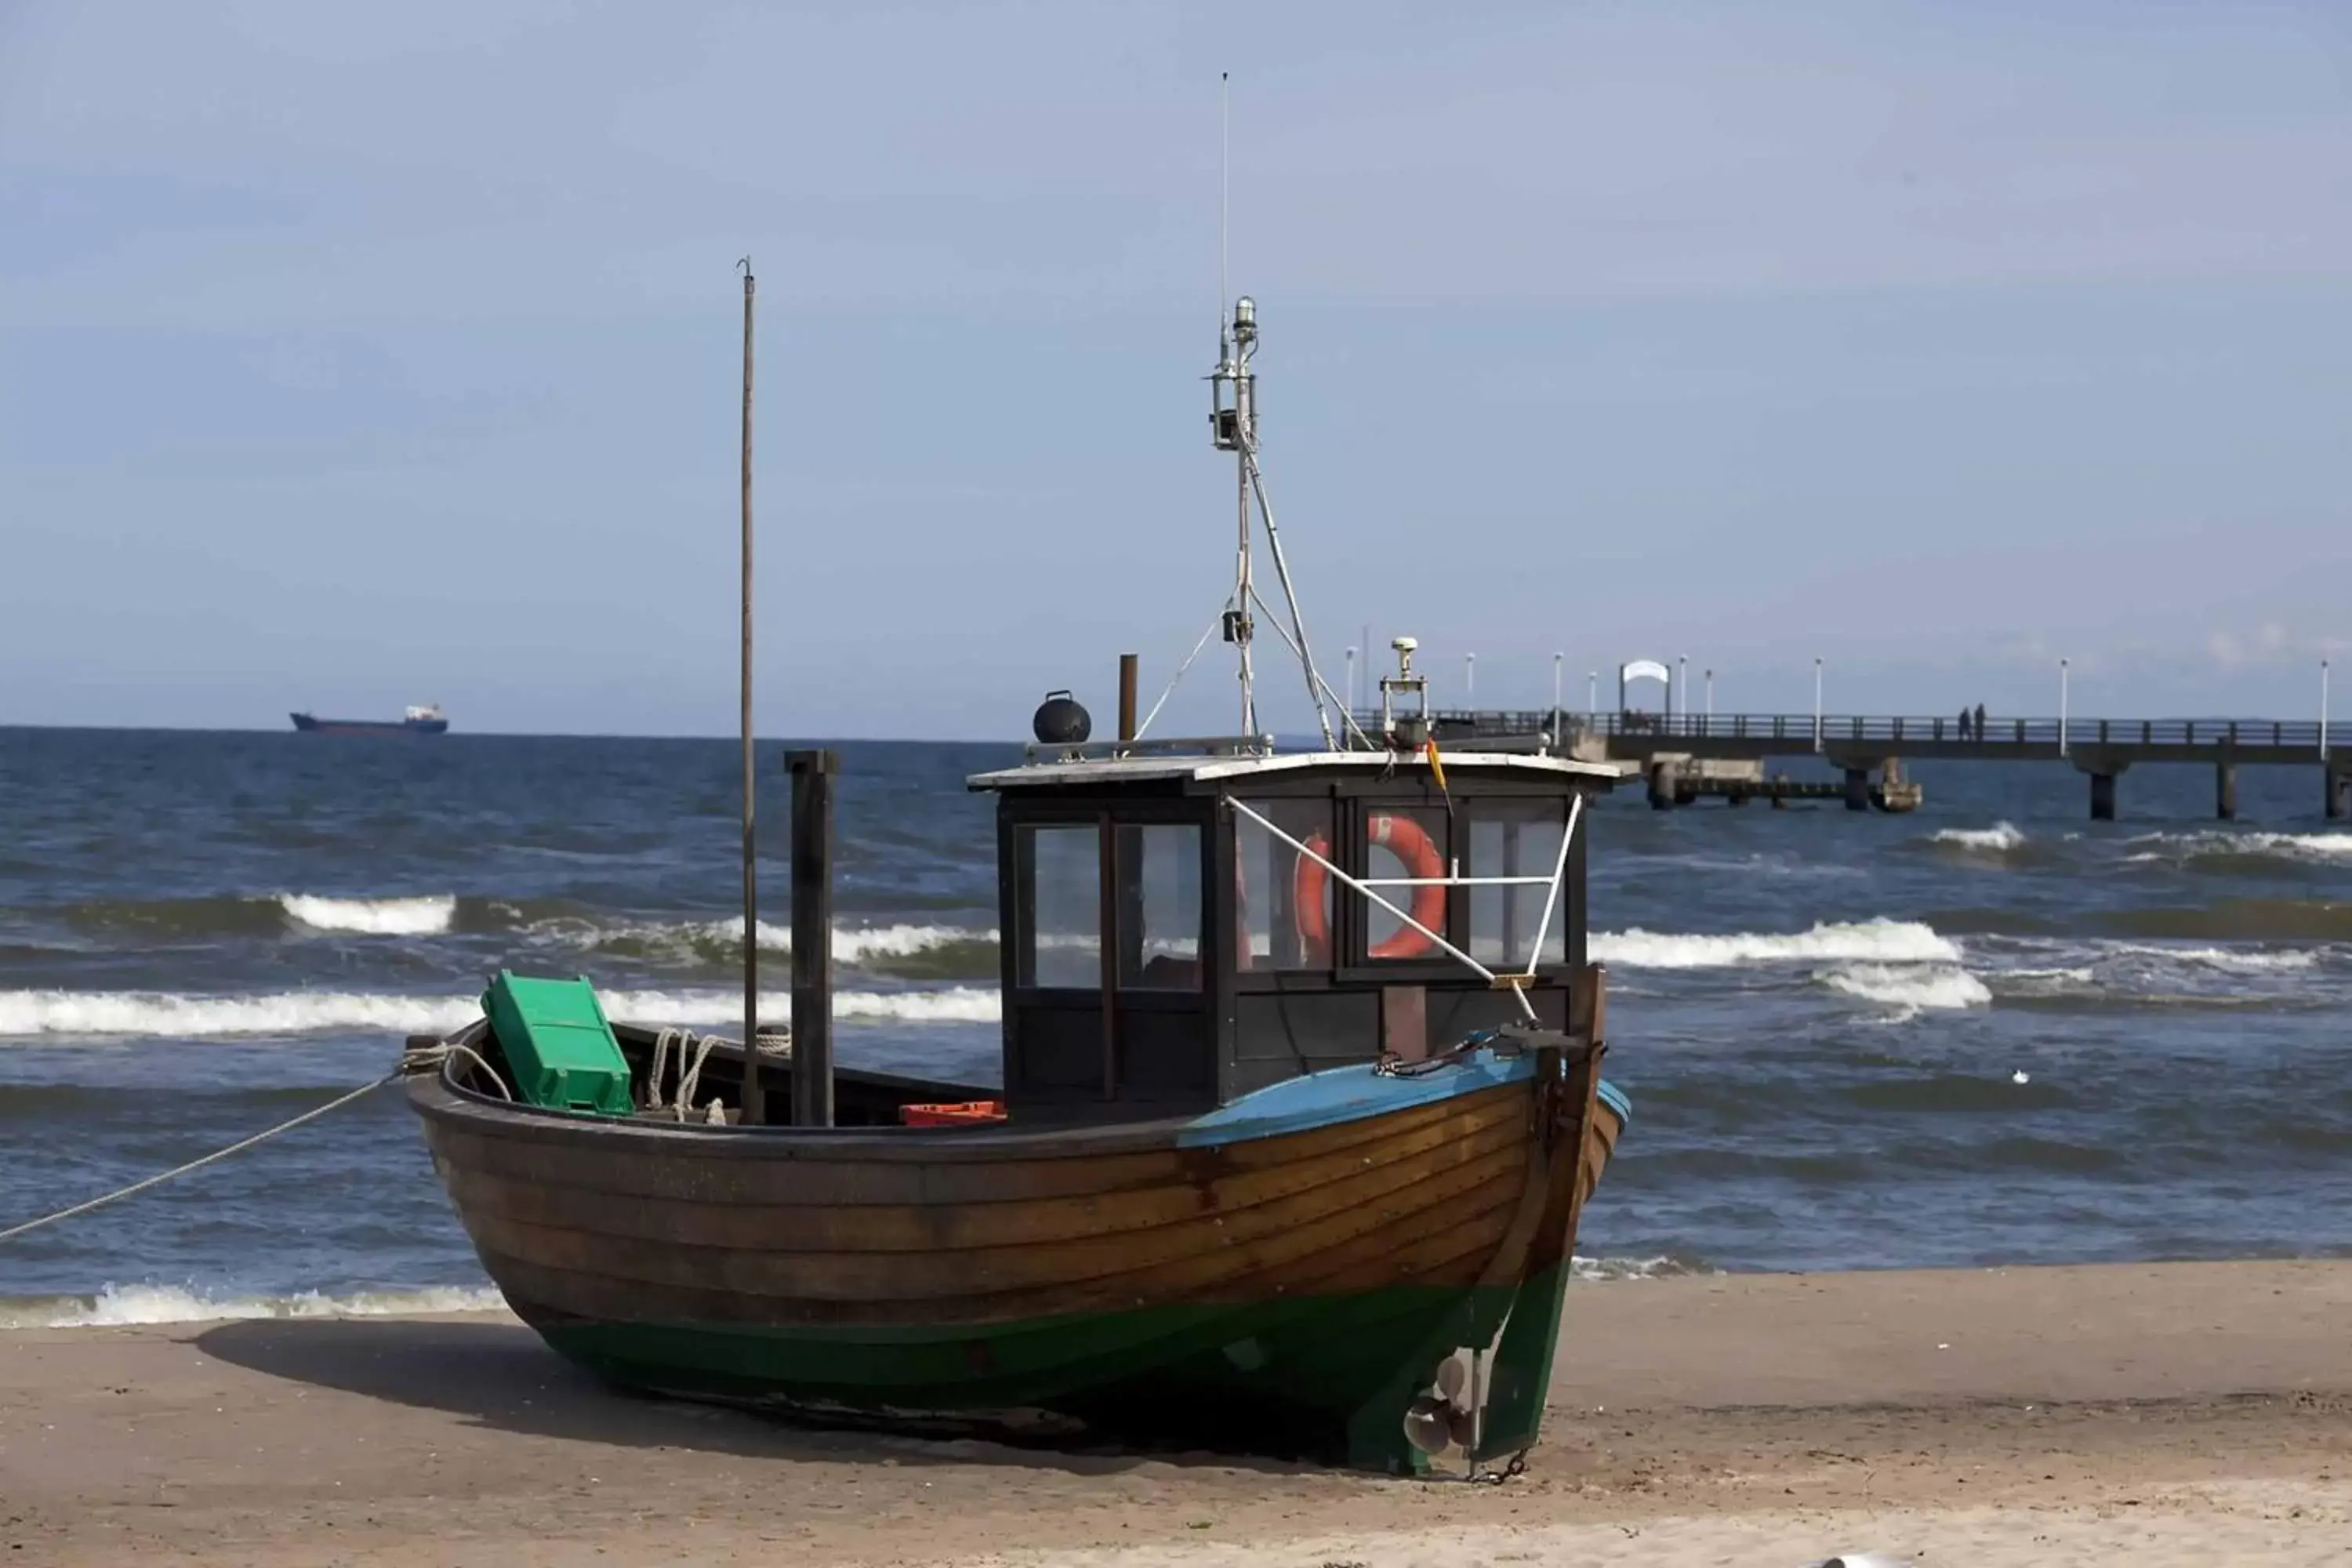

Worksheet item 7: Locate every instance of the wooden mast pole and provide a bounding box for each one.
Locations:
[738,258,764,1126]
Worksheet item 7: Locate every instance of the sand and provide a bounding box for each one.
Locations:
[5,1261,2350,1565]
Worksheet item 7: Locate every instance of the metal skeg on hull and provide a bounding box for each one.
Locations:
[410,1036,1627,1473]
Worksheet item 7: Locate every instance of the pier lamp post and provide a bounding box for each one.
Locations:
[1345,647,1357,717]
[1704,668,1714,727]
[1588,670,1598,716]
[2325,659,2332,761]
[1675,654,1687,731]
[2060,658,2071,757]
[1465,652,1475,703]
[1552,652,1563,724]
[1813,657,1824,753]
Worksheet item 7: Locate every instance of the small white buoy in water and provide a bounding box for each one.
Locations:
[2012,1069,2031,1085]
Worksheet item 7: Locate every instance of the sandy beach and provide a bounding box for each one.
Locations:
[3,1261,2347,1565]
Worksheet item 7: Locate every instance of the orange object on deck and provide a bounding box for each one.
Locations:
[899,1100,1007,1127]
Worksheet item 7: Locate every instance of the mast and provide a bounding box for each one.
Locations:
[1229,303,1257,734]
[738,258,764,1125]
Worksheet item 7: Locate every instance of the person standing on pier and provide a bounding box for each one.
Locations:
[1975,702,1987,742]
[1958,706,1972,741]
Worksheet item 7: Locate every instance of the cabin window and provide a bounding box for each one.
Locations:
[1116,823,1203,990]
[1232,798,1334,971]
[1019,823,1102,988]
[1361,806,1451,962]
[1467,804,1570,970]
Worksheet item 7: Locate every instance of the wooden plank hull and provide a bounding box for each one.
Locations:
[408,1040,1624,1471]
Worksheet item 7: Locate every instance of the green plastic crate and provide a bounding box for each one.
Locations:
[481,969,633,1116]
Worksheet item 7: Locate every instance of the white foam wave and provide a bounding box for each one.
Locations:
[1,1283,509,1330]
[0,989,478,1037]
[2122,831,2352,864]
[1822,963,1991,1012]
[1593,919,1961,970]
[702,918,998,964]
[605,987,1002,1025]
[2119,944,2318,974]
[278,894,456,936]
[1569,1254,1712,1282]
[0,985,1000,1039]
[557,916,996,967]
[1991,965,2097,993]
[1930,822,2025,852]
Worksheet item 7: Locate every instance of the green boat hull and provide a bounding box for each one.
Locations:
[516,1266,1567,1472]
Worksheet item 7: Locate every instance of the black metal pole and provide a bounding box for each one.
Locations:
[789,749,836,1127]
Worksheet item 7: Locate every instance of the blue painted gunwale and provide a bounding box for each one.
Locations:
[1176,1047,1632,1149]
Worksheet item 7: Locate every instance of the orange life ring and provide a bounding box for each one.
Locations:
[1295,815,1446,962]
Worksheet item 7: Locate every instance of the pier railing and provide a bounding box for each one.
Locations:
[1382,710,2344,754]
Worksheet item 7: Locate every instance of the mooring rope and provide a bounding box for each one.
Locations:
[673,1030,720,1121]
[0,1040,507,1247]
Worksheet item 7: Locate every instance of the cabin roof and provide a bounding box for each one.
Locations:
[967,749,1626,793]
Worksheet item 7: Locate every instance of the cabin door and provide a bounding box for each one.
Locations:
[1011,811,1210,1105]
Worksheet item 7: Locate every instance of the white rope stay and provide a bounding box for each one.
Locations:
[1222,792,1585,1025]
[1133,607,1230,743]
[1225,797,1515,1021]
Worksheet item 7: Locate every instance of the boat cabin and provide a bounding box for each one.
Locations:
[968,742,1621,1120]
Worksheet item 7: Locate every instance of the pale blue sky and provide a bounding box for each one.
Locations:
[3,2,2348,736]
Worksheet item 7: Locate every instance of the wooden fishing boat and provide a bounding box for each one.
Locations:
[405,296,1632,1474]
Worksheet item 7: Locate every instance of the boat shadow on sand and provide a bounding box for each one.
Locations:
[193,1314,1328,1476]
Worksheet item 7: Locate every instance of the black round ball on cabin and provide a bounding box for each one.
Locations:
[1033,690,1091,744]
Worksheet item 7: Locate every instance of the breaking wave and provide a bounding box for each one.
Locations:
[47,891,499,942]
[0,1282,508,1330]
[1820,963,1991,1013]
[1930,822,2026,853]
[2123,944,2318,974]
[2124,830,2352,869]
[1974,938,2336,1014]
[0,985,1000,1039]
[1593,918,1961,970]
[554,917,1000,978]
[278,893,456,935]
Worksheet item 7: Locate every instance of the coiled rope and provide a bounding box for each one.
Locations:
[0,1040,507,1247]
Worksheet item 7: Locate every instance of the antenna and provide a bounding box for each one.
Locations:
[1219,71,1230,328]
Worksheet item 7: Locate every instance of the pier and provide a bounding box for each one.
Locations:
[1410,710,2351,821]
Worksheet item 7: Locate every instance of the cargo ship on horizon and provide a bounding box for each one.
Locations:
[290,703,448,736]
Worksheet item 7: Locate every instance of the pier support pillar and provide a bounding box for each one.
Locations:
[2089,771,2118,822]
[1842,768,1870,811]
[2330,768,2350,821]
[1647,760,1677,811]
[2216,762,2238,822]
